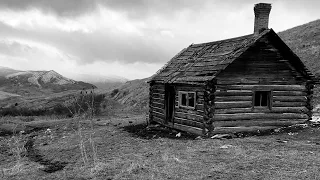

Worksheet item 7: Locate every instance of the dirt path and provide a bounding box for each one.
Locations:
[24,135,68,173]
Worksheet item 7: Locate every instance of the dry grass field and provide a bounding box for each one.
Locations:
[0,114,320,180]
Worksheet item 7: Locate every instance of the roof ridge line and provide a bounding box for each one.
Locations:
[192,33,254,46]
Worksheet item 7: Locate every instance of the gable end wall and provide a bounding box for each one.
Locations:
[212,36,311,133]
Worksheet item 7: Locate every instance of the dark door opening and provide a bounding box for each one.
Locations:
[165,85,175,123]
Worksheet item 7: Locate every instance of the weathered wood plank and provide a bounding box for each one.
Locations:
[272,91,307,96]
[215,107,308,114]
[152,116,165,124]
[151,97,165,104]
[273,101,307,107]
[196,104,204,111]
[214,119,307,127]
[215,101,252,109]
[197,98,204,104]
[216,85,306,91]
[213,113,308,121]
[151,89,165,94]
[212,126,279,134]
[151,111,165,119]
[176,108,204,116]
[176,86,204,91]
[174,117,203,129]
[151,106,165,114]
[152,93,165,99]
[214,90,252,96]
[215,96,252,102]
[196,94,204,99]
[273,96,307,102]
[175,111,203,122]
[151,102,164,109]
[151,84,165,90]
[173,123,204,136]
[198,92,204,96]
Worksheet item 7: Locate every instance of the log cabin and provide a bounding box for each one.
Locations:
[148,3,317,136]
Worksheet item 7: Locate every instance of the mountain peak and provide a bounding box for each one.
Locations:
[0,67,95,95]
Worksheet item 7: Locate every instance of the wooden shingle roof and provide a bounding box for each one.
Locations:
[150,29,316,85]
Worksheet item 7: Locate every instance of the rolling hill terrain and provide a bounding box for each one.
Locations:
[278,19,320,76]
[66,73,127,90]
[0,67,95,96]
[109,77,150,112]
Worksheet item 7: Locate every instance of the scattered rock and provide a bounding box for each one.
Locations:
[175,132,181,137]
[276,139,288,143]
[274,128,281,133]
[220,145,233,149]
[211,134,233,139]
[288,132,298,136]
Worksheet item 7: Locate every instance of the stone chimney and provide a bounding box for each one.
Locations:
[254,3,272,34]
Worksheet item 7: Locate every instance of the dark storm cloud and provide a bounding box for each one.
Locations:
[0,0,319,66]
[0,0,248,18]
[0,0,97,16]
[0,21,177,64]
[0,0,319,19]
[0,0,207,18]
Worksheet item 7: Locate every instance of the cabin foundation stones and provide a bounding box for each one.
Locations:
[147,3,317,136]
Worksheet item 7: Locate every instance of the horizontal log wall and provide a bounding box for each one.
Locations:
[149,83,166,124]
[149,83,206,135]
[173,85,205,134]
[212,36,310,133]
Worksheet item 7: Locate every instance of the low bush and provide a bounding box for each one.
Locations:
[0,90,105,118]
[110,89,119,97]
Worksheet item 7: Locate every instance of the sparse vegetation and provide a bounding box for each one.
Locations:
[110,88,119,97]
[0,90,105,118]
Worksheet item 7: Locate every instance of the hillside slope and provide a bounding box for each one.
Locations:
[110,78,150,111]
[278,19,320,75]
[0,68,95,96]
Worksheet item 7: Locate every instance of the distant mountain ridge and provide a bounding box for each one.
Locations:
[61,72,128,90]
[6,70,76,87]
[0,67,95,96]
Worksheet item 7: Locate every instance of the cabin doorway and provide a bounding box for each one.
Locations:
[165,84,175,123]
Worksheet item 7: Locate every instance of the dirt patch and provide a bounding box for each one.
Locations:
[123,123,313,140]
[24,135,68,173]
[122,123,198,140]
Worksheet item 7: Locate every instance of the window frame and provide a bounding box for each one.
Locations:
[178,91,196,109]
[252,90,272,110]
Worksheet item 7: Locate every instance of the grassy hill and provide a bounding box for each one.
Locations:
[278,19,320,76]
[109,78,150,112]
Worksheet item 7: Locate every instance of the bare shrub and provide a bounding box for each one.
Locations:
[2,125,27,177]
[65,87,99,168]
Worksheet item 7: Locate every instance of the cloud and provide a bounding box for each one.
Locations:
[0,0,97,17]
[0,0,259,18]
[0,0,319,79]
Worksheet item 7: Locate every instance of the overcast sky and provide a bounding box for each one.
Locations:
[0,0,319,80]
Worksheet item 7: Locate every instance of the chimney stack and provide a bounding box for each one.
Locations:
[254,3,271,34]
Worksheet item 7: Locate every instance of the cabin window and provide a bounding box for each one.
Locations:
[179,91,196,108]
[253,91,271,108]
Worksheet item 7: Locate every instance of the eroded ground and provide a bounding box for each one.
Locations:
[0,116,320,180]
